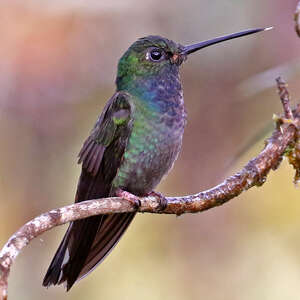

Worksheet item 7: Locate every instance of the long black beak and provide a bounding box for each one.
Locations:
[182,27,272,55]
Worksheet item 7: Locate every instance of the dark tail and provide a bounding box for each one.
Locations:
[43,134,136,291]
[43,212,135,290]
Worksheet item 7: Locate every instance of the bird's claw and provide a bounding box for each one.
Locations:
[148,191,168,211]
[115,189,141,210]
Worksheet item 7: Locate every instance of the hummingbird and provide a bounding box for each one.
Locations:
[43,27,271,290]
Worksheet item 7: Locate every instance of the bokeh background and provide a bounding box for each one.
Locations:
[1,1,300,299]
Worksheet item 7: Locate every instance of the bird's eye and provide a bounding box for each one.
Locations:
[149,48,164,61]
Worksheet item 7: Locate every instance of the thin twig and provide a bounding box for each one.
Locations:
[295,1,300,37]
[276,76,293,120]
[0,78,299,300]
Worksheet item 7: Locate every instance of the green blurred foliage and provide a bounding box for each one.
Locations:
[1,1,300,299]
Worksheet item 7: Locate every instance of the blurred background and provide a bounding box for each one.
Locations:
[1,1,300,299]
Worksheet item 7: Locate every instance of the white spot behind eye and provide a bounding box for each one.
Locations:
[146,52,151,60]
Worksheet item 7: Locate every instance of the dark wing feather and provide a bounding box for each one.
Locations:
[78,213,135,279]
[43,91,135,290]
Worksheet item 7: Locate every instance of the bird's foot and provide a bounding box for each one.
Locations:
[115,189,141,210]
[148,191,168,211]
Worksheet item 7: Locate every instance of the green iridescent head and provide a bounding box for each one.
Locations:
[116,28,270,92]
[116,36,184,91]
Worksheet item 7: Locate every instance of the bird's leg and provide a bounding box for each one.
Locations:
[147,191,168,211]
[115,189,141,210]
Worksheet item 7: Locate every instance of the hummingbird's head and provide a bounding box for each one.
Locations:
[116,27,272,92]
[116,35,185,91]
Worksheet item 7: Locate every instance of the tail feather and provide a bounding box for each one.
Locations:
[42,212,135,290]
[43,226,72,287]
[78,212,135,280]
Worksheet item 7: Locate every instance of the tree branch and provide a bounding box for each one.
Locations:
[0,77,299,299]
[295,1,300,37]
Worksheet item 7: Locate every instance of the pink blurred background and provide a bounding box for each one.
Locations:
[1,1,300,299]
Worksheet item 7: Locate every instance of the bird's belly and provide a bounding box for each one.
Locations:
[112,113,184,196]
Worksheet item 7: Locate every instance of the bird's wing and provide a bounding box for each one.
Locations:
[43,91,135,290]
[78,91,133,178]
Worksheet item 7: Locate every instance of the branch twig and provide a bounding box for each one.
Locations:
[0,78,299,300]
[295,1,300,37]
[276,77,293,120]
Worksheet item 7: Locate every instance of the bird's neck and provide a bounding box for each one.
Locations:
[116,67,183,112]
